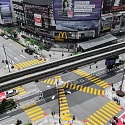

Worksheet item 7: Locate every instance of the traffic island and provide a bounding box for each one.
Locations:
[116,90,124,97]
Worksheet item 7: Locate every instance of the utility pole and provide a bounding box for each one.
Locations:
[3,44,10,72]
[120,68,125,91]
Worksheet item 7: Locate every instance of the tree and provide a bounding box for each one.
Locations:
[29,38,36,45]
[38,44,44,50]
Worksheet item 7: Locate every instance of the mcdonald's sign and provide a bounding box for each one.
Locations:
[55,32,68,41]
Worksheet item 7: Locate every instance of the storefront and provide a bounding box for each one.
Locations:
[101,13,113,32]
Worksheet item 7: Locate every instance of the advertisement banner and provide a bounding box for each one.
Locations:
[0,0,12,19]
[34,14,42,27]
[102,0,125,13]
[56,20,99,31]
[53,0,102,20]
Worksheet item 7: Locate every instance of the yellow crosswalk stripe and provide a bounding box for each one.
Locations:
[50,79,54,84]
[102,90,105,95]
[72,84,76,90]
[29,111,44,118]
[83,86,86,92]
[97,89,100,95]
[65,83,69,88]
[73,69,109,88]
[102,106,116,115]
[85,122,91,125]
[76,85,80,90]
[93,113,107,123]
[90,115,104,125]
[107,102,120,111]
[110,101,121,108]
[24,62,31,66]
[96,111,110,120]
[104,105,118,113]
[99,109,112,118]
[44,79,47,83]
[87,118,98,125]
[47,78,51,84]
[90,88,93,94]
[31,115,45,122]
[86,87,90,93]
[94,89,97,95]
[14,86,26,96]
[69,84,73,89]
[79,86,83,91]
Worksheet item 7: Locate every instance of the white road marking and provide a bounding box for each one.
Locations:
[14,57,19,61]
[47,85,50,87]
[20,55,25,58]
[52,95,55,99]
[67,91,71,94]
[0,118,14,125]
[0,116,10,121]
[91,67,106,74]
[116,69,123,73]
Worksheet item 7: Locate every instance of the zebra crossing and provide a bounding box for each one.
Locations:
[13,59,46,69]
[73,69,109,88]
[22,102,45,122]
[64,82,105,96]
[84,101,122,125]
[58,87,72,123]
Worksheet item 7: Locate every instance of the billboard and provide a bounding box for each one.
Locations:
[102,0,125,13]
[53,0,102,20]
[56,20,99,31]
[0,0,12,19]
[34,14,42,27]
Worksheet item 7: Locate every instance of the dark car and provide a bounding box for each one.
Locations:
[25,49,34,55]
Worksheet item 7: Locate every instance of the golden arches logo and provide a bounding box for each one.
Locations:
[58,32,68,39]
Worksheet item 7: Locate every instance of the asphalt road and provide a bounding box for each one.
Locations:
[0,36,34,65]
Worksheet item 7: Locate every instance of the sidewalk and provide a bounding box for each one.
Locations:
[32,115,84,125]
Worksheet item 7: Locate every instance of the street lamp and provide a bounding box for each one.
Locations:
[2,44,10,72]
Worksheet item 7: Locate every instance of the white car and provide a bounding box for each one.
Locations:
[3,35,9,40]
[5,89,19,97]
[34,54,42,60]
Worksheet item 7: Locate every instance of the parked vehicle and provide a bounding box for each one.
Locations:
[25,49,34,55]
[5,89,19,97]
[3,35,9,40]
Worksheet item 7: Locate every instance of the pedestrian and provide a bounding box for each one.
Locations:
[21,49,23,52]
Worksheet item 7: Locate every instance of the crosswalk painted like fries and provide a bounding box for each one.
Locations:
[13,59,46,69]
[43,78,56,85]
[58,87,72,122]
[22,102,45,122]
[14,86,26,96]
[73,69,109,88]
[64,82,105,96]
[84,101,122,125]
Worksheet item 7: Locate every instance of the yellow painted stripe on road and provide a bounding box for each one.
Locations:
[60,110,70,114]
[28,111,44,118]
[87,118,98,125]
[69,84,73,89]
[31,115,45,122]
[103,85,109,88]
[102,106,116,115]
[22,102,36,109]
[50,79,54,84]
[26,108,42,115]
[30,60,37,65]
[102,90,105,95]
[72,84,76,90]
[85,122,91,125]
[104,105,118,113]
[83,86,86,92]
[96,110,110,120]
[76,85,80,90]
[24,106,40,112]
[90,88,93,94]
[21,62,27,67]
[99,109,112,118]
[87,87,90,93]
[110,101,121,108]
[24,62,31,66]
[27,61,34,65]
[90,115,104,125]
[60,106,69,111]
[60,103,68,107]
[47,78,51,84]
[93,113,107,123]
[94,89,97,95]
[107,103,120,111]
[79,85,83,91]
[97,89,100,95]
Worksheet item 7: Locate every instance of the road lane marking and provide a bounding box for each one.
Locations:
[14,57,19,61]
[20,54,25,58]
[0,116,10,121]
